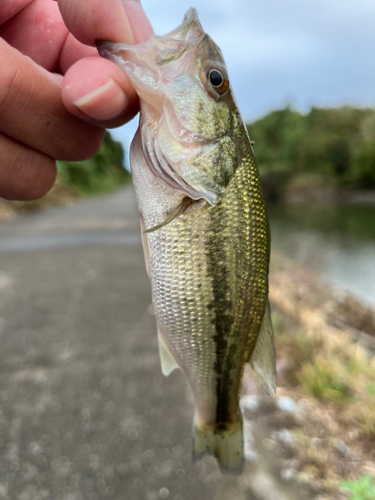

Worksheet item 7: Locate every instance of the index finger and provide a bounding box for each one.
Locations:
[56,0,153,46]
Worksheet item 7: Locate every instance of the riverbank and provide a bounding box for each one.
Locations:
[251,251,375,499]
[248,106,375,198]
[3,172,374,222]
[261,171,375,205]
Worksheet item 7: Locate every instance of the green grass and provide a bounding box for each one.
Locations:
[340,475,375,500]
[274,313,375,437]
[366,383,375,396]
[297,357,351,403]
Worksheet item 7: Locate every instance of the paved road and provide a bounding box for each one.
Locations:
[0,188,306,500]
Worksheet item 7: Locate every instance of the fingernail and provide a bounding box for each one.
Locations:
[73,78,127,121]
[122,0,154,44]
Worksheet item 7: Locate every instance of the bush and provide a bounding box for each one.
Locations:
[57,131,130,195]
[247,106,375,189]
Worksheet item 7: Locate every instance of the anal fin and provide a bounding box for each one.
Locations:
[249,299,276,395]
[158,330,179,376]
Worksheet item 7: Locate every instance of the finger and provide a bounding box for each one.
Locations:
[0,39,105,162]
[62,57,139,127]
[0,0,68,72]
[57,0,153,126]
[1,0,101,75]
[0,0,33,25]
[57,0,153,45]
[0,131,56,201]
[59,33,98,74]
[0,0,69,72]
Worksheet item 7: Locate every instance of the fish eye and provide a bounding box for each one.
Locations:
[205,65,229,96]
[209,70,223,87]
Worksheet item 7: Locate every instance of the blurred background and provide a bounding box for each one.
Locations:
[0,1,375,499]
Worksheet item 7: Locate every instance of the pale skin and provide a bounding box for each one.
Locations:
[0,0,154,201]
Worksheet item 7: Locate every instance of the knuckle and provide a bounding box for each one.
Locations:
[25,166,57,201]
[57,128,105,162]
[1,150,57,202]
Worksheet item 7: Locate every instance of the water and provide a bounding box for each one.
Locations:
[268,203,375,307]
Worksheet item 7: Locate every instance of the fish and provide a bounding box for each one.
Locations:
[97,7,276,475]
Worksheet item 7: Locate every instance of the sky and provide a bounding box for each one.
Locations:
[110,0,375,161]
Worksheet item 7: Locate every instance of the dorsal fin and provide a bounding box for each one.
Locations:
[248,299,276,395]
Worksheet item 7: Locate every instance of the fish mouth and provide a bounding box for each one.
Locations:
[163,7,204,41]
[96,40,112,60]
[96,8,206,93]
[97,7,204,58]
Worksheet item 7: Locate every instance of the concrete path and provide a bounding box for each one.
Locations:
[0,187,308,500]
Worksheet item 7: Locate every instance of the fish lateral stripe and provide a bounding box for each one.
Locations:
[205,201,236,425]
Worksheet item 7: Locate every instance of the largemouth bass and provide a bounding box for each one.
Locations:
[98,8,276,475]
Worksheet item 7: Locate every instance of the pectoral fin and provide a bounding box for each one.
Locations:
[158,330,179,376]
[248,299,276,395]
[144,197,194,233]
[140,217,151,277]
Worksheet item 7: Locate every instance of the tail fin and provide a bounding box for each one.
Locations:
[192,416,244,475]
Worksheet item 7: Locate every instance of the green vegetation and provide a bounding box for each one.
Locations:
[297,357,351,403]
[247,106,375,189]
[340,475,375,500]
[270,261,375,495]
[57,131,130,195]
[277,323,375,437]
[273,285,375,438]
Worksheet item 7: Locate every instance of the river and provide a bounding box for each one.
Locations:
[268,202,375,307]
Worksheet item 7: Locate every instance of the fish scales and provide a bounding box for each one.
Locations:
[98,7,275,475]
[135,148,268,420]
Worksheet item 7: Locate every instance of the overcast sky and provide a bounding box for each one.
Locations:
[110,0,375,160]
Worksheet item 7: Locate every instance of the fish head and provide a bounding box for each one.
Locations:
[98,8,247,204]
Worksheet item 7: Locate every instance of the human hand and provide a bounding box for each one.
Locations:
[0,0,153,201]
